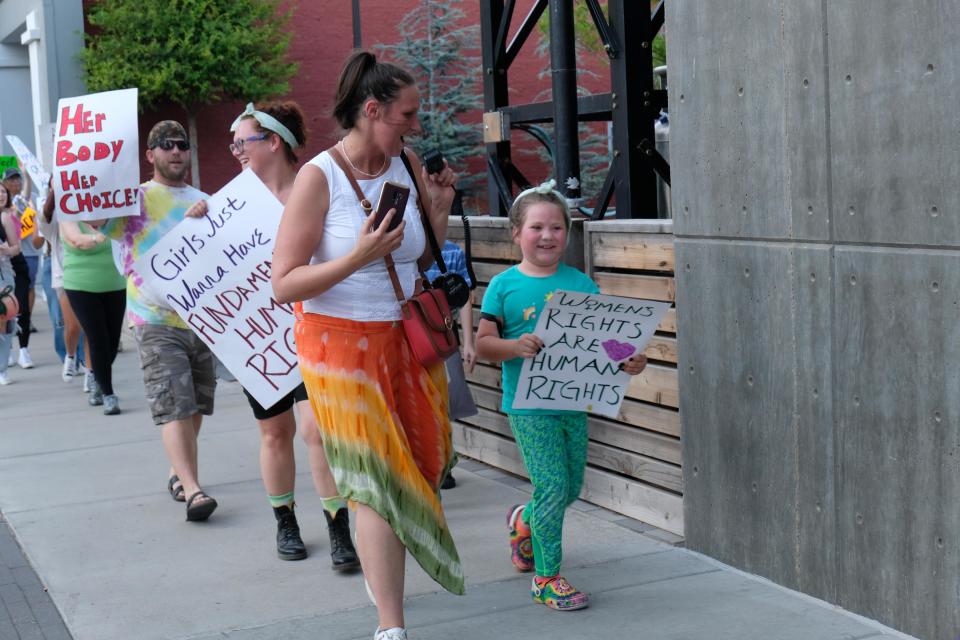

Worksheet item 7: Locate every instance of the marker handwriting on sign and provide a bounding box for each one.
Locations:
[205,197,247,238]
[544,307,646,339]
[521,376,622,407]
[245,327,299,391]
[58,104,107,136]
[184,260,275,339]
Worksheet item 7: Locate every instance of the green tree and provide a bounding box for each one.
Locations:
[81,0,297,189]
[378,0,484,212]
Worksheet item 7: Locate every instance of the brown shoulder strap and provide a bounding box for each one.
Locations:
[326,145,405,303]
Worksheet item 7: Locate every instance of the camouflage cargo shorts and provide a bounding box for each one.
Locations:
[134,324,216,425]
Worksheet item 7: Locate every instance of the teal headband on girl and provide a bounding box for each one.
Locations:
[230,103,300,149]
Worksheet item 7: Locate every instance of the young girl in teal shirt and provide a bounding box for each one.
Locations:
[476,181,647,611]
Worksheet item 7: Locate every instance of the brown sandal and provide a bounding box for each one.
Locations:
[185,491,218,521]
[167,475,185,502]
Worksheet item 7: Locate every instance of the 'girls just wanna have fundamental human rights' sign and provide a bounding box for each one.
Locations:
[512,290,671,418]
[53,88,139,221]
[134,169,302,407]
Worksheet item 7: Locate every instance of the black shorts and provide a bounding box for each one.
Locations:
[243,382,309,420]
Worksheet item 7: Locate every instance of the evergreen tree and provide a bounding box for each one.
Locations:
[81,0,297,189]
[378,0,484,212]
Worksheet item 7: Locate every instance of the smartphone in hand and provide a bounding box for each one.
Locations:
[373,181,410,232]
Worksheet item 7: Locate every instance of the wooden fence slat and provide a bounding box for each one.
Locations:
[581,466,684,535]
[587,415,682,464]
[594,272,676,302]
[625,364,679,408]
[586,441,684,494]
[661,308,677,333]
[616,398,681,438]
[590,233,675,271]
[645,336,678,364]
[472,262,512,284]
[464,240,522,262]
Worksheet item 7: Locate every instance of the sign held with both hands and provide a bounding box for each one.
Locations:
[512,290,671,418]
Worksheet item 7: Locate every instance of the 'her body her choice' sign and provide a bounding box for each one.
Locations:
[53,88,139,221]
[512,290,671,418]
[134,170,301,407]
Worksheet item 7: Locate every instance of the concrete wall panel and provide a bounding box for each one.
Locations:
[670,2,829,241]
[677,239,803,589]
[828,1,960,245]
[671,1,960,636]
[834,248,960,639]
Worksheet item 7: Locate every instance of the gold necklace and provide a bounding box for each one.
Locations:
[339,138,387,178]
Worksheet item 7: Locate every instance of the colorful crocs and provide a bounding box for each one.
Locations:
[507,504,534,572]
[531,575,590,611]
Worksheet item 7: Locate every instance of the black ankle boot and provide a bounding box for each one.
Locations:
[324,508,360,571]
[274,505,307,561]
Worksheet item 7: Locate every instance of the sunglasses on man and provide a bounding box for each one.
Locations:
[152,139,191,151]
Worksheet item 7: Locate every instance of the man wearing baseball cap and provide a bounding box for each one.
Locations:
[102,120,219,522]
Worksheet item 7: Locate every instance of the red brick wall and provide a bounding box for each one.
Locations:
[82,1,609,208]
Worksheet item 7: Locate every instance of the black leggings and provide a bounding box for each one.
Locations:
[65,289,126,395]
[12,261,30,348]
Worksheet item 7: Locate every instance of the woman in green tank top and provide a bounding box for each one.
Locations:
[61,221,127,414]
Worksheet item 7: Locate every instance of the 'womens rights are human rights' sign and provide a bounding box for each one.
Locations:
[512,290,671,418]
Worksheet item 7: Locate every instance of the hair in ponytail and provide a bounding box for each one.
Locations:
[332,50,415,130]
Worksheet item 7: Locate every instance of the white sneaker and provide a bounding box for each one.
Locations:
[83,369,93,393]
[62,355,78,382]
[17,348,33,369]
[0,371,11,385]
[6,351,13,367]
[374,628,407,640]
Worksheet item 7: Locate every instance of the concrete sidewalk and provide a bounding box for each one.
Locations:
[0,314,913,640]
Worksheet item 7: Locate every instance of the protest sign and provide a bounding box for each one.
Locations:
[19,208,36,239]
[4,135,50,189]
[53,88,139,222]
[512,290,671,417]
[133,170,301,407]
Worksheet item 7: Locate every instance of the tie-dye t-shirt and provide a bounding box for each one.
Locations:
[103,180,206,327]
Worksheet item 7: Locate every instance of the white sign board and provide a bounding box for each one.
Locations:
[5,134,51,190]
[53,88,139,221]
[133,170,301,407]
[512,290,671,417]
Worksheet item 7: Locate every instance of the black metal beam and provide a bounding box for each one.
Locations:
[493,0,516,69]
[591,165,617,220]
[585,0,620,58]
[607,0,657,218]
[651,0,665,38]
[503,94,613,124]
[352,0,362,48]
[548,0,581,200]
[480,1,512,216]
[503,0,548,70]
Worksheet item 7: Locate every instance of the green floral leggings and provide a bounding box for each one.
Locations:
[509,412,588,577]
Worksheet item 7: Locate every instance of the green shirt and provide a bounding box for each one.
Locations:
[62,224,126,293]
[481,263,599,415]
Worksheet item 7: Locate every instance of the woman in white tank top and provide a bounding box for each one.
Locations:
[272,51,461,640]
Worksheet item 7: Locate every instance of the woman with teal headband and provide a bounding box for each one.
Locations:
[187,101,360,570]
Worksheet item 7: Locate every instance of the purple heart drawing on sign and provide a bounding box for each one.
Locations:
[601,339,636,362]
